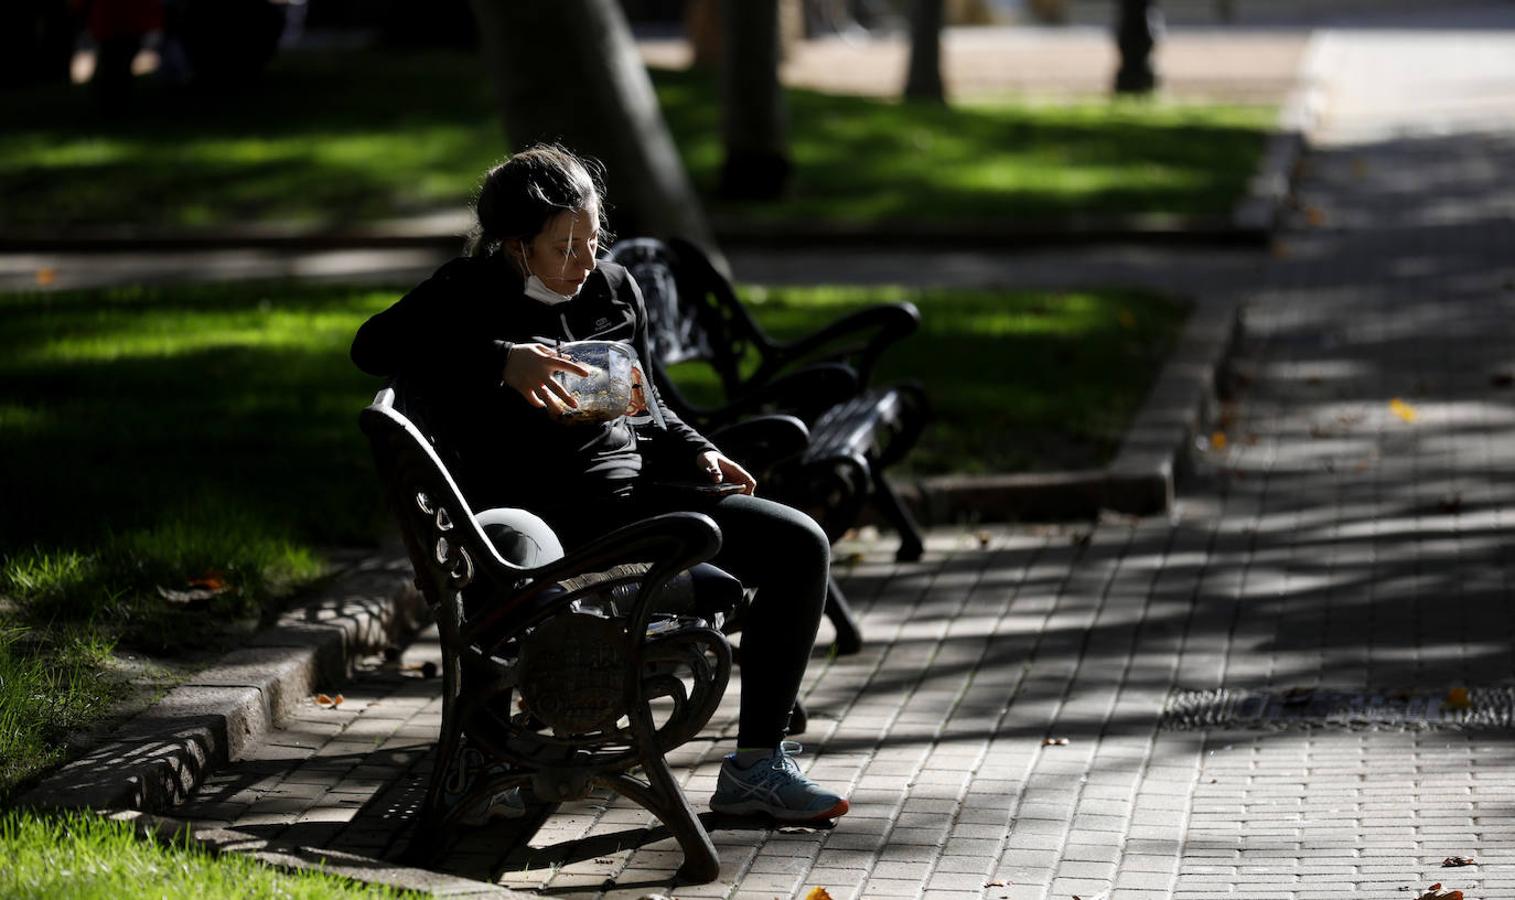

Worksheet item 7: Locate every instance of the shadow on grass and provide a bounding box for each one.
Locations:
[0,282,399,643]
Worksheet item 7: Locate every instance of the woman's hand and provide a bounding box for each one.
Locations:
[503,343,591,418]
[697,449,757,495]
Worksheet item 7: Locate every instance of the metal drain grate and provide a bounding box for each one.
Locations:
[1160,687,1515,731]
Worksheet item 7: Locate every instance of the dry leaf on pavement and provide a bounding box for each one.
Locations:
[315,693,344,708]
[1390,397,1419,423]
[1416,884,1464,900]
[1441,856,1476,867]
[804,888,834,900]
[1443,688,1472,711]
[1042,737,1069,746]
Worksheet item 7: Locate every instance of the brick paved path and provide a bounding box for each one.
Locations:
[170,17,1515,900]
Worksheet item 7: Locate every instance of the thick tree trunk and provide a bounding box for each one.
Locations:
[1114,0,1160,94]
[468,0,718,256]
[718,0,790,201]
[903,0,945,103]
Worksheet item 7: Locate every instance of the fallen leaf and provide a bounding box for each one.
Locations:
[1444,687,1472,711]
[36,267,57,286]
[1416,885,1465,900]
[331,693,344,707]
[984,881,1006,888]
[804,888,834,900]
[1041,737,1070,746]
[188,569,228,592]
[1390,397,1418,423]
[976,530,992,549]
[1305,205,1328,226]
[315,693,335,707]
[1442,856,1475,867]
[1210,431,1228,451]
[1271,240,1290,259]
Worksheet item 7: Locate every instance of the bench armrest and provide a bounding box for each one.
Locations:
[464,512,721,644]
[706,414,810,473]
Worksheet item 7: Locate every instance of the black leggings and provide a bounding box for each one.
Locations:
[546,492,830,749]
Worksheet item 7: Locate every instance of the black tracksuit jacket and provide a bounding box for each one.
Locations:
[351,253,715,517]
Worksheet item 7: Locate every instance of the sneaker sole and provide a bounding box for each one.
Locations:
[710,797,850,823]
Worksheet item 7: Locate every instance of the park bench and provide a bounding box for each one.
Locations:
[360,381,741,882]
[610,237,931,653]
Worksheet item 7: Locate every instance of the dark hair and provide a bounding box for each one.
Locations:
[466,143,611,258]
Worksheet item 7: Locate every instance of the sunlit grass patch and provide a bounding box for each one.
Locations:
[0,810,419,899]
[655,70,1273,222]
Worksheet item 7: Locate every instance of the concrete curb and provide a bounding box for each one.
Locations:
[902,293,1242,523]
[1233,30,1328,234]
[19,549,424,815]
[109,811,526,898]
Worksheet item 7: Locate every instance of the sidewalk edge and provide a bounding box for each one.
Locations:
[18,549,424,815]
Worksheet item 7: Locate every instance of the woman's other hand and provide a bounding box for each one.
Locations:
[627,364,649,416]
[503,343,590,418]
[697,450,757,495]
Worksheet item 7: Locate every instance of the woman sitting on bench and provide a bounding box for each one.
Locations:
[350,144,849,825]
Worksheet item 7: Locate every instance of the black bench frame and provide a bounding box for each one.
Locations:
[610,237,931,651]
[360,383,735,882]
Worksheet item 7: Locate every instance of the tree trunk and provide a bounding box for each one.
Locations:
[468,0,718,257]
[718,0,790,201]
[1113,0,1160,94]
[904,0,945,103]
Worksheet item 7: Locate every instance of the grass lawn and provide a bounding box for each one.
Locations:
[0,278,1182,799]
[673,284,1188,475]
[0,47,1269,231]
[0,809,418,898]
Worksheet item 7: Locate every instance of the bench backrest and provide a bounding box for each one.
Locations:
[610,237,765,401]
[359,382,515,606]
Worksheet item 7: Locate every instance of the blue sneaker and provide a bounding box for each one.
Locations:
[709,741,850,823]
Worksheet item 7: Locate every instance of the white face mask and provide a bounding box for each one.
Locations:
[523,272,578,305]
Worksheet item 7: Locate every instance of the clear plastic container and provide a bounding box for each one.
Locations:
[551,340,642,423]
